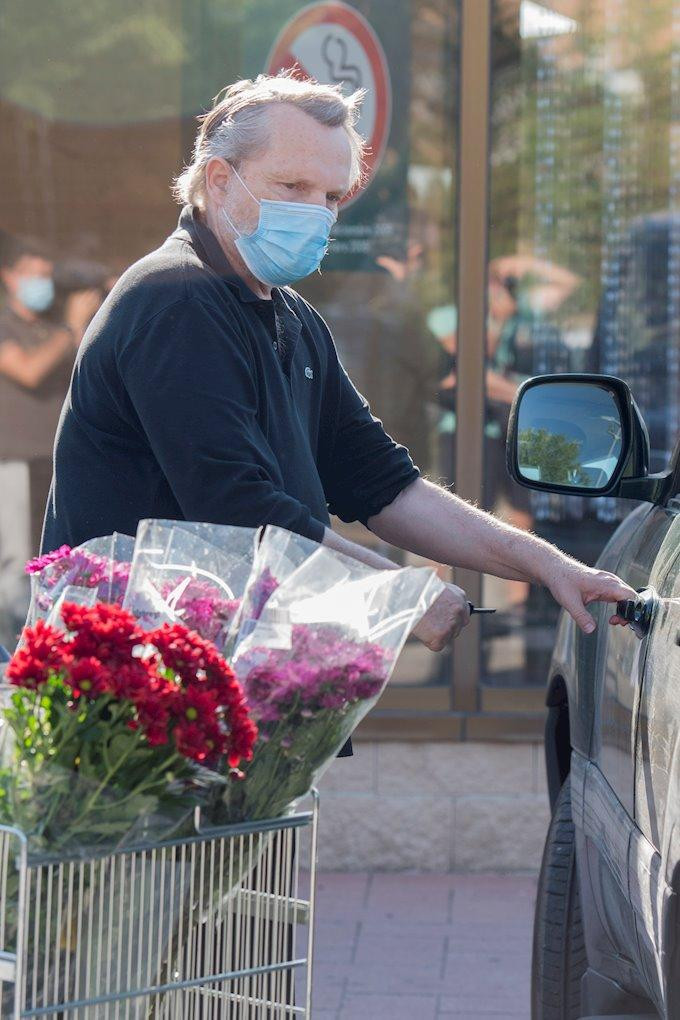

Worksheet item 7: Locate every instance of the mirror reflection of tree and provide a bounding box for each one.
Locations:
[518,427,590,487]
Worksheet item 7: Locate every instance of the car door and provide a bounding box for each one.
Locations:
[569,502,675,1009]
[592,505,674,808]
[633,495,680,1015]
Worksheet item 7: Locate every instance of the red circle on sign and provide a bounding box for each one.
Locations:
[265,2,392,206]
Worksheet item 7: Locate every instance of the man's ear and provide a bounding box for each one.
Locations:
[204,157,233,201]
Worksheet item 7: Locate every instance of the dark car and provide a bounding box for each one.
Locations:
[506,374,680,1020]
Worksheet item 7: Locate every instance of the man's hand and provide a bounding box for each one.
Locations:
[542,557,638,634]
[410,582,471,651]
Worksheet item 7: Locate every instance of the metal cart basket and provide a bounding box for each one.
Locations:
[0,792,319,1019]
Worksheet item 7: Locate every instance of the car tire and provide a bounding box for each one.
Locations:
[532,776,587,1020]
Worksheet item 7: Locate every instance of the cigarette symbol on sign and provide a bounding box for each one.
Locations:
[321,34,362,90]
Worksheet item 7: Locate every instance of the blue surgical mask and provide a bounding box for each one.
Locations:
[221,167,336,287]
[17,275,55,313]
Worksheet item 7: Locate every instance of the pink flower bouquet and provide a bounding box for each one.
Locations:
[25,533,134,625]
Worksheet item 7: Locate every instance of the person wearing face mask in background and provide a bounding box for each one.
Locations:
[0,236,100,648]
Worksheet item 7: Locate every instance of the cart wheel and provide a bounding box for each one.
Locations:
[531,777,586,1019]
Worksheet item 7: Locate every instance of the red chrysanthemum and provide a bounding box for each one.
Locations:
[6,619,72,689]
[110,662,150,702]
[61,602,142,664]
[6,648,51,690]
[174,685,219,724]
[201,644,243,706]
[134,694,171,747]
[148,624,206,678]
[174,721,219,763]
[68,656,113,699]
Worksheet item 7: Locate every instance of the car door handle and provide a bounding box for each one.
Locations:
[616,586,656,638]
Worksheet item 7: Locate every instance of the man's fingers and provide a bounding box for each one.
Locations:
[588,573,636,604]
[564,596,597,634]
[551,566,636,634]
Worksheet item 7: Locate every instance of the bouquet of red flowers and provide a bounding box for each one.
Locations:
[1,601,257,854]
[0,596,258,1015]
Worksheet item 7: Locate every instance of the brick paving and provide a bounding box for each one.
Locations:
[310,872,536,1019]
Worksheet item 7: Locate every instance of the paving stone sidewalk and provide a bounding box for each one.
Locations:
[311,871,536,1019]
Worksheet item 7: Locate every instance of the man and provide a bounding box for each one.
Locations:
[43,72,634,661]
[0,237,99,647]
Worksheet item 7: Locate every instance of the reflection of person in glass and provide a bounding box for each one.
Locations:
[44,72,634,676]
[0,236,100,647]
[485,253,580,506]
[429,254,581,610]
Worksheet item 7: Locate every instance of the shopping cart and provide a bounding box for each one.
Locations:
[0,792,319,1019]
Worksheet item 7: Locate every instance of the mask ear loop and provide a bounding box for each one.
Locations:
[230,165,260,205]
[221,163,260,240]
[221,204,242,240]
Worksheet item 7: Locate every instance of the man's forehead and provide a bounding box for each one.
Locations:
[260,105,353,180]
[266,101,343,137]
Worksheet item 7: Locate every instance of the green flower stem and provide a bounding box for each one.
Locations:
[226,702,362,822]
[39,786,69,837]
[46,699,91,757]
[32,691,48,742]
[80,751,185,812]
[60,730,145,840]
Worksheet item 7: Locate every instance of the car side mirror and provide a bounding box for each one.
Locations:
[506,374,673,504]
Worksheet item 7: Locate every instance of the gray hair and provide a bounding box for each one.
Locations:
[172,72,367,208]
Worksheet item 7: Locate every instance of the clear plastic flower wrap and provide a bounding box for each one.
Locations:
[26,532,134,626]
[122,519,259,653]
[216,526,446,822]
[231,524,321,645]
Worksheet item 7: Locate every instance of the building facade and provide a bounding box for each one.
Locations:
[2,0,678,867]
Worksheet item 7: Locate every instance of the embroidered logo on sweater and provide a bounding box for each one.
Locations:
[304,366,314,379]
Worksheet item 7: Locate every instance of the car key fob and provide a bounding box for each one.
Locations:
[467,602,497,614]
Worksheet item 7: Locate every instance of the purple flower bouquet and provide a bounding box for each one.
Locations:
[217,526,445,822]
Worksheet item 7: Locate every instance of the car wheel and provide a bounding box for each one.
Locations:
[532,776,587,1019]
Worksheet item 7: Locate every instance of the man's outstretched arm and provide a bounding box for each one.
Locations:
[363,476,636,634]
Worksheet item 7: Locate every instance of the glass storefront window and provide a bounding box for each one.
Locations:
[483,0,680,689]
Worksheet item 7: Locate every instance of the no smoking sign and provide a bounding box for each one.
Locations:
[265,2,392,205]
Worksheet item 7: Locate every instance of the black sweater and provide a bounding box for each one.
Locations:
[42,205,420,552]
